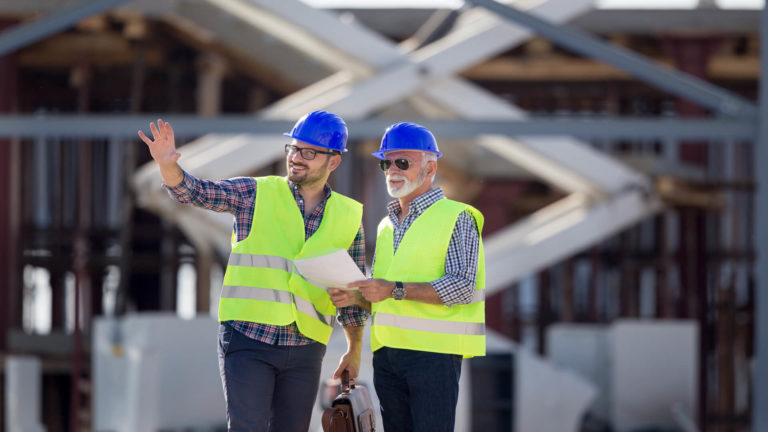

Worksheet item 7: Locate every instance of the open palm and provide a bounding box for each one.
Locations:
[138,119,181,166]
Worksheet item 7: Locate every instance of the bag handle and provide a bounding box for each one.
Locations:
[341,369,355,395]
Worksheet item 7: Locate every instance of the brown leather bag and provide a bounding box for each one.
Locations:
[321,370,376,432]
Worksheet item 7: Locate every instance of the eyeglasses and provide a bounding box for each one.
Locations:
[379,158,411,172]
[285,144,337,161]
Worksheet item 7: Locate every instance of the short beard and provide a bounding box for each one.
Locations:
[287,156,330,186]
[386,167,427,198]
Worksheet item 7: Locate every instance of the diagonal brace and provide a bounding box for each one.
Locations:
[0,0,131,57]
[468,0,758,119]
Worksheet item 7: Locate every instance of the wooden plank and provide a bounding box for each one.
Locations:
[461,54,758,81]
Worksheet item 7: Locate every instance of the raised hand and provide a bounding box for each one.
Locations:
[137,119,184,186]
[138,119,181,167]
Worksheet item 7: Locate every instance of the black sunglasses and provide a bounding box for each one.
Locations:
[285,144,337,161]
[379,158,411,171]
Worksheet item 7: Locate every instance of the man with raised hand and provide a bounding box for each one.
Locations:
[138,111,366,432]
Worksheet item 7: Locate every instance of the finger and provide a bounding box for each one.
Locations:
[349,280,371,290]
[348,366,359,379]
[333,361,348,380]
[149,122,160,140]
[137,130,152,145]
[165,121,175,144]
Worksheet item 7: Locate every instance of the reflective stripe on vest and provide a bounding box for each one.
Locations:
[228,253,293,273]
[219,176,362,344]
[371,198,486,356]
[374,312,485,335]
[469,288,485,304]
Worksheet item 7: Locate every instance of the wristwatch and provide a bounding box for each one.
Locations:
[392,281,406,300]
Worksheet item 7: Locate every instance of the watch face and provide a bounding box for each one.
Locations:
[393,282,405,300]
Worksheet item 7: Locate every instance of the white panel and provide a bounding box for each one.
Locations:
[547,324,612,421]
[609,320,699,432]
[4,356,45,432]
[93,314,226,431]
[516,348,598,432]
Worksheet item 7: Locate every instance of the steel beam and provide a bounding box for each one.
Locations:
[469,0,757,119]
[484,190,663,295]
[0,115,755,140]
[753,3,768,431]
[0,0,131,57]
[261,0,594,119]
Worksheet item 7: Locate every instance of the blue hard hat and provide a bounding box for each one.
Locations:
[372,122,442,160]
[283,110,348,152]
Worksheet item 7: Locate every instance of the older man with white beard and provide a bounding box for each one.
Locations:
[329,122,487,432]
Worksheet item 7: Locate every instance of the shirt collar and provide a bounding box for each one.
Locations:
[386,187,445,218]
[287,179,333,200]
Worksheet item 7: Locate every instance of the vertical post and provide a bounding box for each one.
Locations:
[537,269,550,356]
[70,60,92,432]
[561,260,574,322]
[509,282,520,342]
[589,247,600,322]
[655,213,673,318]
[716,276,735,432]
[196,52,225,117]
[752,3,768,431]
[0,19,18,354]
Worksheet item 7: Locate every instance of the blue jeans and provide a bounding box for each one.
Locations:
[373,347,463,432]
[217,322,326,432]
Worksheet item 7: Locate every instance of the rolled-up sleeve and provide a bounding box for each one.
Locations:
[163,170,255,214]
[338,223,369,327]
[431,211,480,306]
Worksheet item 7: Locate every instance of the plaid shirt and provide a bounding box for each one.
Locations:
[373,187,480,306]
[166,171,367,346]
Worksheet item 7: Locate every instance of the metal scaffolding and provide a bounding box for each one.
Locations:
[0,0,763,431]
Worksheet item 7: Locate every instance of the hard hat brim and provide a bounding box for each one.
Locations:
[283,132,348,152]
[372,149,442,160]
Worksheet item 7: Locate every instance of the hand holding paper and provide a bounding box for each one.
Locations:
[293,248,366,290]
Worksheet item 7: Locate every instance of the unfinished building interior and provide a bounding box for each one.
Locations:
[0,0,764,431]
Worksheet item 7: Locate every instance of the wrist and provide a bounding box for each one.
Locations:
[160,164,184,187]
[391,281,406,300]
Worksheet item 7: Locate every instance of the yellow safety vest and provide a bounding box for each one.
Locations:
[371,198,486,357]
[219,176,363,345]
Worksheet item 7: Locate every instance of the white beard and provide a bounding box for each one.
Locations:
[386,169,426,198]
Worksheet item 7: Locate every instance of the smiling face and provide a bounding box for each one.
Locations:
[285,140,340,187]
[381,150,435,199]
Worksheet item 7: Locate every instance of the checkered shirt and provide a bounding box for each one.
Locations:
[373,187,480,306]
[166,171,367,346]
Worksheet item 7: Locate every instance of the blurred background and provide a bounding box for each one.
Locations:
[0,0,765,431]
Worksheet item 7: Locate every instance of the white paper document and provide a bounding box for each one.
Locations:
[293,248,366,290]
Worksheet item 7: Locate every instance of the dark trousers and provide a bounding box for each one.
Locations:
[217,322,326,432]
[373,346,463,432]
